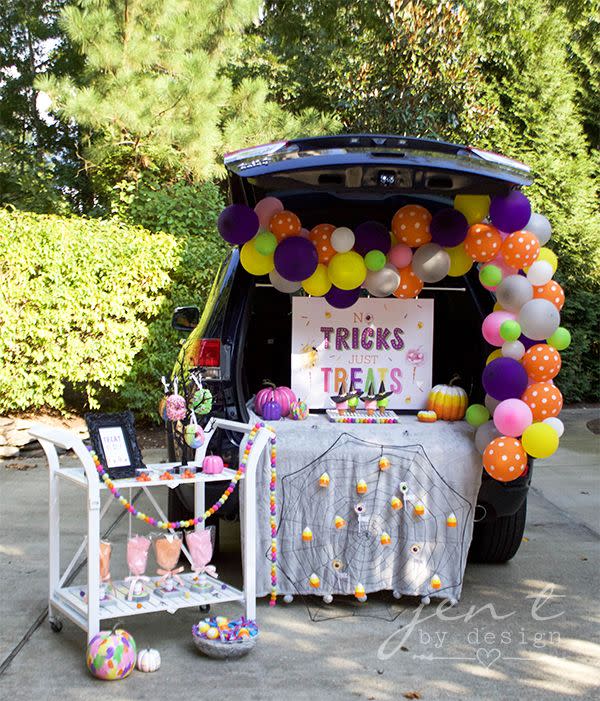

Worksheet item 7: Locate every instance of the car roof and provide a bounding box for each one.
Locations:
[224,134,532,197]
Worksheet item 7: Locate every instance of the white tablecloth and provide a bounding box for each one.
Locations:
[243,412,482,602]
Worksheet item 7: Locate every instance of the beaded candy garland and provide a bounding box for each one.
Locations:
[91,421,279,606]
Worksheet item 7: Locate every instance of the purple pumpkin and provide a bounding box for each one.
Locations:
[254,382,296,417]
[262,400,282,421]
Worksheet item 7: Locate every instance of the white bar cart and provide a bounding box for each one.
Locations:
[30,417,270,641]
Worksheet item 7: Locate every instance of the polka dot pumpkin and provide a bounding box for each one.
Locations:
[309,223,336,264]
[483,436,528,482]
[521,381,563,422]
[463,223,502,262]
[522,344,562,382]
[392,264,424,299]
[533,280,565,310]
[500,230,540,270]
[86,628,137,680]
[269,211,301,242]
[391,205,432,247]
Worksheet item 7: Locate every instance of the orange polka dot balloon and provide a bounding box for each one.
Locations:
[483,436,528,482]
[522,344,562,382]
[500,230,540,270]
[392,265,424,299]
[391,205,432,247]
[464,223,502,262]
[521,381,563,422]
[309,223,336,264]
[269,210,302,242]
[533,280,565,310]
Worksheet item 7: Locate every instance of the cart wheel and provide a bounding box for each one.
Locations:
[199,605,210,613]
[49,617,63,633]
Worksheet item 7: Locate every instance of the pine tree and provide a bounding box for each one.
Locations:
[39,0,338,186]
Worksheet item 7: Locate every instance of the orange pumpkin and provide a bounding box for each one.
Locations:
[427,380,468,421]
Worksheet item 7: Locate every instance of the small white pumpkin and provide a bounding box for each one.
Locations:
[136,647,161,673]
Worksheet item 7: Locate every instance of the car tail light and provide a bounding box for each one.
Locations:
[196,338,221,368]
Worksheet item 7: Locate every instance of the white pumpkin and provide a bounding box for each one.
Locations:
[136,647,161,673]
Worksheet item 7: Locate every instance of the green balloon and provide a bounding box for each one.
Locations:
[364,249,386,271]
[547,327,571,351]
[465,403,490,428]
[479,264,502,287]
[500,319,521,342]
[254,230,277,256]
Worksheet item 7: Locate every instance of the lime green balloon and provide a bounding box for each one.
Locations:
[254,230,277,256]
[364,250,386,272]
[546,327,571,350]
[479,264,502,288]
[465,404,490,427]
[500,320,521,343]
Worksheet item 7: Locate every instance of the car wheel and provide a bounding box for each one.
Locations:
[469,500,527,563]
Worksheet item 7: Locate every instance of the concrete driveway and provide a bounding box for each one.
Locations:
[1,407,598,700]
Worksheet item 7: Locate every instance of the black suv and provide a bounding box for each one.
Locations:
[169,134,533,563]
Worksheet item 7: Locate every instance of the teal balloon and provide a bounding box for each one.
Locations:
[364,249,386,272]
[254,230,277,256]
[465,404,490,427]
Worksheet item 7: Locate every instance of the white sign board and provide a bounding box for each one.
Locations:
[98,426,131,468]
[291,297,434,410]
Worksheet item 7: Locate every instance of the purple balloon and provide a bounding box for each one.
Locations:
[482,357,528,401]
[217,204,259,245]
[430,208,468,247]
[274,236,318,281]
[325,285,361,309]
[518,333,536,350]
[353,221,391,256]
[489,191,531,233]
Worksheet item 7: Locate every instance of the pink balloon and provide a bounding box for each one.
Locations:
[480,253,518,291]
[493,399,533,437]
[388,243,413,269]
[254,197,284,230]
[299,227,310,239]
[482,311,517,346]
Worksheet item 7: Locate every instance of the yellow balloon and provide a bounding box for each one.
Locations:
[486,349,502,365]
[302,263,332,296]
[453,195,491,225]
[521,422,559,459]
[240,240,274,275]
[493,301,505,312]
[445,243,474,277]
[327,251,367,290]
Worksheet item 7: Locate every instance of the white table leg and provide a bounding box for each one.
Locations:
[87,494,101,641]
[194,479,205,531]
[242,448,259,621]
[48,450,60,621]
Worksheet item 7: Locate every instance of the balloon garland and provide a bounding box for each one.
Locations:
[217,188,570,482]
[91,422,279,606]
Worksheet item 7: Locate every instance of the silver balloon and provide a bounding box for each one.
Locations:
[364,264,401,297]
[526,260,553,286]
[331,227,355,253]
[484,394,501,415]
[475,420,501,454]
[502,340,526,360]
[543,417,564,437]
[525,212,552,246]
[496,274,533,312]
[269,269,302,293]
[518,298,560,340]
[411,243,450,283]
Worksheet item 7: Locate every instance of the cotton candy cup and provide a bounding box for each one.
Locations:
[430,208,468,247]
[269,269,301,293]
[475,420,501,454]
[543,417,564,438]
[325,285,361,309]
[482,311,517,347]
[274,236,318,281]
[521,422,559,459]
[493,399,533,437]
[482,357,529,401]
[465,404,490,427]
[518,298,560,341]
[218,204,259,245]
[354,221,391,256]
[254,197,284,230]
[412,243,451,283]
[489,191,531,232]
[496,275,533,312]
[525,212,552,246]
[388,243,413,269]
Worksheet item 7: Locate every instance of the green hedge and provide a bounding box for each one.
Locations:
[0,200,226,418]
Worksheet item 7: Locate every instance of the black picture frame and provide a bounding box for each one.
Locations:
[85,410,145,479]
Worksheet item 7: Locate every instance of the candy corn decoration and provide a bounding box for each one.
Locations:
[391,496,403,510]
[380,532,391,545]
[414,502,425,517]
[430,574,441,590]
[319,472,330,487]
[302,527,313,542]
[355,583,366,599]
[446,513,457,528]
[334,515,347,529]
[379,456,391,471]
[309,573,320,588]
[356,479,368,495]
